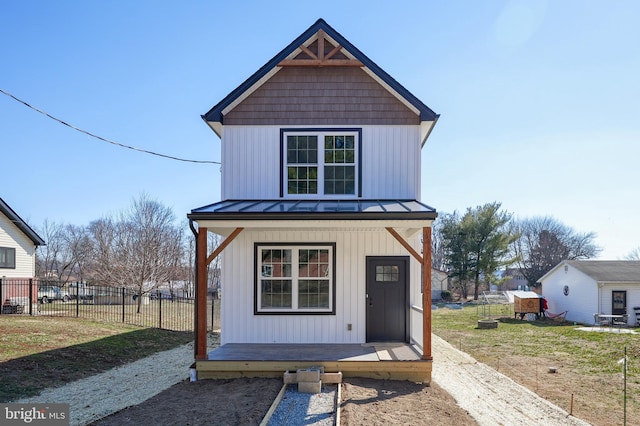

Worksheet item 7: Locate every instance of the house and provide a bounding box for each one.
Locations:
[432,268,449,300]
[0,197,45,312]
[539,260,640,326]
[501,268,529,291]
[188,19,439,382]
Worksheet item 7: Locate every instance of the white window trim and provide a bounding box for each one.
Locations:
[255,243,335,314]
[282,130,359,199]
[0,247,16,269]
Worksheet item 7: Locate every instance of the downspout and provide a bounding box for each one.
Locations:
[189,219,199,360]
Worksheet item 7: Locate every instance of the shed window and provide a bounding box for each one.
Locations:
[0,247,16,269]
[256,243,335,314]
[284,130,359,197]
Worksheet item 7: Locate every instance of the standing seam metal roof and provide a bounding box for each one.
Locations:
[188,199,437,221]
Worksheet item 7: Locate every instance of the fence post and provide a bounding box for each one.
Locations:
[29,278,33,316]
[158,295,162,329]
[122,287,125,323]
[75,284,79,317]
[211,293,216,331]
[0,278,3,315]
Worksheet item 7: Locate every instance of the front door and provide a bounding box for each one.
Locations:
[366,256,408,342]
[612,290,627,315]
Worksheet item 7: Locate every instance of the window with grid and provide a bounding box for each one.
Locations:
[284,131,357,197]
[257,244,334,313]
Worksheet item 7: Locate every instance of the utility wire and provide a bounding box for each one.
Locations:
[0,88,220,164]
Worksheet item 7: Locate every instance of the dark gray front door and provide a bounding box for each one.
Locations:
[612,290,627,315]
[366,257,409,342]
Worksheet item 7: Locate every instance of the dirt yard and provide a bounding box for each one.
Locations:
[91,377,477,426]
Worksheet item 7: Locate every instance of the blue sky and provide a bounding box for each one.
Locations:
[2,1,639,259]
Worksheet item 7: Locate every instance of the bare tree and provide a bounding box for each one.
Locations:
[431,218,447,271]
[512,216,601,287]
[36,220,75,283]
[86,194,183,312]
[624,247,640,260]
[63,224,92,283]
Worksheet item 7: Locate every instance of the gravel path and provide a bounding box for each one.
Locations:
[16,335,591,426]
[431,334,591,426]
[16,343,195,426]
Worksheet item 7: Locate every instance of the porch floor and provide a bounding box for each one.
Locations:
[196,343,431,382]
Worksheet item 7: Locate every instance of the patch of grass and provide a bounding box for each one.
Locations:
[0,316,192,402]
[433,305,640,425]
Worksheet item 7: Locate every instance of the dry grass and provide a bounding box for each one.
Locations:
[433,304,640,426]
[0,316,192,402]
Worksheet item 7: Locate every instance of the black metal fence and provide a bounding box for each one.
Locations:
[0,278,220,332]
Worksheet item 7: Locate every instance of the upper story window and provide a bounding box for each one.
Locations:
[0,247,16,269]
[282,129,361,197]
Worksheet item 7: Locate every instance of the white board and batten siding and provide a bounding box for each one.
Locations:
[221,125,422,200]
[0,213,37,278]
[220,227,424,345]
[541,264,599,325]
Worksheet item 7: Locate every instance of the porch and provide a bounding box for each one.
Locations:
[195,343,431,383]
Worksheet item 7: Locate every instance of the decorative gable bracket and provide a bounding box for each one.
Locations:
[278,29,364,67]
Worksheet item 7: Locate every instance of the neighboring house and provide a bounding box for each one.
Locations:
[502,268,530,291]
[0,197,45,310]
[188,19,439,381]
[0,197,45,278]
[539,260,640,326]
[432,269,449,300]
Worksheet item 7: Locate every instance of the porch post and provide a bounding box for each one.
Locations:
[195,226,208,360]
[422,226,433,360]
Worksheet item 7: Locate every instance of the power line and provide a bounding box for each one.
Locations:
[0,88,220,164]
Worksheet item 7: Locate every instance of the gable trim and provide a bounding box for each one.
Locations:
[202,19,438,137]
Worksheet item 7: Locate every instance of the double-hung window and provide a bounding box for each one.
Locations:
[0,247,16,269]
[284,130,359,197]
[256,243,335,314]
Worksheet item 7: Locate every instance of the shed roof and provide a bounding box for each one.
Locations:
[0,197,45,246]
[202,18,438,137]
[566,260,640,282]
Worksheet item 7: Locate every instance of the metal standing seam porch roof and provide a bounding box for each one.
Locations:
[188,199,437,222]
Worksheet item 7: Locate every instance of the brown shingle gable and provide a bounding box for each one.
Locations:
[224,67,419,126]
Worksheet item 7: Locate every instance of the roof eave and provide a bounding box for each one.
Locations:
[0,198,46,246]
[187,211,438,222]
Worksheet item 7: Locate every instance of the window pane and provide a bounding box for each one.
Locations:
[261,249,292,278]
[345,136,354,149]
[288,166,318,195]
[325,151,334,163]
[324,166,355,195]
[324,136,334,149]
[261,279,292,308]
[375,265,399,282]
[298,279,330,308]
